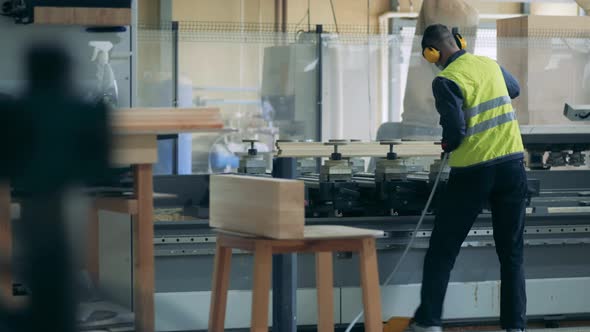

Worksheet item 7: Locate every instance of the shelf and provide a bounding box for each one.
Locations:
[34,7,131,26]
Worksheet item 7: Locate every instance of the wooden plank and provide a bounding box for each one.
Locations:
[315,252,334,332]
[215,233,365,254]
[275,141,441,158]
[208,242,233,332]
[216,233,257,252]
[0,182,11,300]
[359,238,383,332]
[133,164,155,332]
[112,108,223,134]
[210,175,305,239]
[34,6,75,24]
[95,197,138,215]
[34,7,131,26]
[271,239,363,254]
[304,225,384,239]
[250,242,272,332]
[111,134,158,165]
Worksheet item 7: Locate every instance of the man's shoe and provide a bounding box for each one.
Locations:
[410,322,443,332]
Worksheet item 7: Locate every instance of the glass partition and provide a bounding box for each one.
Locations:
[137,19,590,174]
[137,23,178,175]
[174,23,321,174]
[388,19,590,133]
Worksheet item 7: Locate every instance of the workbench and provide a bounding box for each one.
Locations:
[0,107,223,332]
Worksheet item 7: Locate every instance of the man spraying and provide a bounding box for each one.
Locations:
[412,24,528,332]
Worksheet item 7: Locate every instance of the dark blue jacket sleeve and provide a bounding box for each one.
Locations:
[500,66,520,99]
[432,77,465,152]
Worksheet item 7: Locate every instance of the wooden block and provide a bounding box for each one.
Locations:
[112,108,223,134]
[111,134,157,165]
[34,7,131,26]
[210,175,305,239]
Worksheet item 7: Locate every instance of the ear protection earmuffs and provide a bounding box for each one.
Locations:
[422,27,467,64]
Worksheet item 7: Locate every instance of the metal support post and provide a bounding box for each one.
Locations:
[271,157,298,332]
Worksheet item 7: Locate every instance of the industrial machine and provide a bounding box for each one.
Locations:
[142,117,590,331]
[60,104,588,331]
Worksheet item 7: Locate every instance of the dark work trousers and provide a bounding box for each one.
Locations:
[414,158,528,329]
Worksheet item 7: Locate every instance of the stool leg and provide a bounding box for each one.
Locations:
[251,242,272,332]
[315,251,334,332]
[209,241,233,332]
[359,238,382,332]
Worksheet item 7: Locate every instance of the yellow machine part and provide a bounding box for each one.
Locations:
[383,317,412,332]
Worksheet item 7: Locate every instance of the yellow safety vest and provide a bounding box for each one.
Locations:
[438,53,524,168]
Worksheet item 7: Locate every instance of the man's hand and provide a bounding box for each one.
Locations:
[441,141,454,153]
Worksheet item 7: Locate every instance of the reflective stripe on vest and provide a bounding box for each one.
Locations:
[464,95,511,120]
[437,53,524,168]
[465,111,516,137]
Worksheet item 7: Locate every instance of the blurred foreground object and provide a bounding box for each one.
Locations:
[0,43,111,332]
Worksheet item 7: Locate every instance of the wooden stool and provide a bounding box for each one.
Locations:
[208,225,384,332]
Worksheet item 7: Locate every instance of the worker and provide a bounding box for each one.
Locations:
[411,24,527,332]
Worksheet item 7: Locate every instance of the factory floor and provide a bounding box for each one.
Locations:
[444,321,590,332]
[180,326,590,332]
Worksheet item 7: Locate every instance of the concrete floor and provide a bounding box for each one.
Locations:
[489,329,590,332]
[447,327,590,332]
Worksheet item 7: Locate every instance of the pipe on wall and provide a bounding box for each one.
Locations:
[275,0,280,31]
[281,0,287,33]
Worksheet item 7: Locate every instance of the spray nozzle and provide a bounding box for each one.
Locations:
[89,41,114,64]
